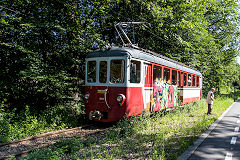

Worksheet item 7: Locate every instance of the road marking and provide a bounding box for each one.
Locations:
[230,137,237,144]
[234,127,239,132]
[225,152,232,160]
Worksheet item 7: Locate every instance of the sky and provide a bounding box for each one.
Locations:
[237,56,240,64]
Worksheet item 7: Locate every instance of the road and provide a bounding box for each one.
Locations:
[179,99,240,160]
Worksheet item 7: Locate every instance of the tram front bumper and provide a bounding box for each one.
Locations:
[89,110,102,120]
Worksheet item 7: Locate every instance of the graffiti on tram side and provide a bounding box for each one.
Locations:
[151,80,178,112]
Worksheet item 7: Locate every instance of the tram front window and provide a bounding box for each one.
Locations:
[110,59,125,83]
[99,61,107,83]
[87,61,96,82]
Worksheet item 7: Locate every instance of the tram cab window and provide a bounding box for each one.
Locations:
[153,66,162,82]
[87,61,96,82]
[172,70,177,85]
[130,60,141,83]
[164,68,170,84]
[188,74,192,86]
[192,75,196,87]
[184,73,187,86]
[197,76,200,87]
[99,61,107,83]
[110,60,125,83]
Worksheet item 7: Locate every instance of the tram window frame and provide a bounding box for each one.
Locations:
[153,65,162,82]
[192,75,196,87]
[197,76,200,87]
[130,60,141,83]
[184,73,187,86]
[110,59,125,84]
[87,60,96,83]
[188,74,192,87]
[99,61,108,83]
[164,68,171,84]
[172,70,177,85]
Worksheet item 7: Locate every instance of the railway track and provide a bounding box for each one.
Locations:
[0,124,109,160]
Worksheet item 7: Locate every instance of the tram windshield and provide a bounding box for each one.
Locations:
[110,59,125,83]
[87,61,96,82]
[99,61,107,83]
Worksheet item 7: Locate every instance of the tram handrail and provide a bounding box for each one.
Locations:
[104,89,111,109]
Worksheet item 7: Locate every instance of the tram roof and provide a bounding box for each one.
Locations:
[86,46,202,76]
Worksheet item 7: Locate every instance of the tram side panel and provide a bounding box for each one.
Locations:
[179,87,201,104]
[125,87,144,116]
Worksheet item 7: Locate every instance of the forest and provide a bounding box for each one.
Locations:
[1,0,240,142]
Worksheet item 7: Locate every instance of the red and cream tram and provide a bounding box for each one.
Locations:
[85,46,202,122]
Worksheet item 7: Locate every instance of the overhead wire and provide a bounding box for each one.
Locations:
[106,0,187,55]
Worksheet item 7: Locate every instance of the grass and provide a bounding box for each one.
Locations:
[22,97,233,160]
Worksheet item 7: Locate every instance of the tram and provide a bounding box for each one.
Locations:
[84,46,202,122]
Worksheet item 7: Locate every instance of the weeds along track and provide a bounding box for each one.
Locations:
[0,124,110,160]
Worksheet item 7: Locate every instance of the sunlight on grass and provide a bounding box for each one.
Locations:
[24,97,233,160]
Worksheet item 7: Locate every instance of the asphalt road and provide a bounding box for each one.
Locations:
[179,99,240,160]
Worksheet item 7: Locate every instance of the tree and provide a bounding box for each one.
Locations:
[0,0,239,114]
[0,0,105,111]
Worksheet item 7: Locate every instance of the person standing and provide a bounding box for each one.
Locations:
[207,88,215,114]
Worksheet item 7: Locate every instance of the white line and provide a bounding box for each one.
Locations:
[230,137,237,144]
[234,127,239,132]
[225,152,232,160]
[237,120,240,124]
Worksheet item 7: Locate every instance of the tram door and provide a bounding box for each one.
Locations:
[178,71,184,103]
[143,63,153,112]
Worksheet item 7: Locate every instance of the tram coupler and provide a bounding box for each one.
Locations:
[89,110,102,120]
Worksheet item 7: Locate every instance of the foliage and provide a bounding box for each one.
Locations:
[97,0,240,95]
[0,0,239,148]
[1,0,239,113]
[0,0,106,111]
[23,97,233,159]
[0,100,84,143]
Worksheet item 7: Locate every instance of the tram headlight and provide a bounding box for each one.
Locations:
[117,95,123,102]
[117,94,126,106]
[85,93,90,100]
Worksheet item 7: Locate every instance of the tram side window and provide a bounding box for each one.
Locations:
[178,71,181,86]
[188,74,192,86]
[172,70,177,85]
[99,61,107,83]
[164,68,170,84]
[130,60,141,83]
[197,76,200,87]
[192,75,196,87]
[87,61,96,83]
[110,60,125,83]
[153,66,162,82]
[184,73,187,86]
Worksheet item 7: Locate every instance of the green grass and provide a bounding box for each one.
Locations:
[22,97,233,160]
